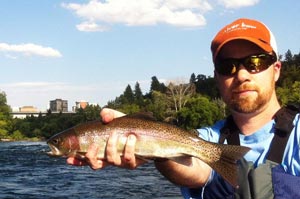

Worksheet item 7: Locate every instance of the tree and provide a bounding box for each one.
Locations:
[119,104,140,114]
[0,91,11,139]
[150,76,161,92]
[145,91,169,121]
[166,80,196,112]
[0,120,9,139]
[284,49,293,63]
[289,81,300,104]
[277,50,300,87]
[134,82,144,106]
[81,104,101,121]
[194,74,219,98]
[0,91,11,117]
[277,81,300,106]
[176,95,223,130]
[123,84,135,104]
[190,73,196,83]
[11,130,25,140]
[150,76,167,93]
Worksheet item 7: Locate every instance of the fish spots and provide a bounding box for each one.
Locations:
[47,115,250,187]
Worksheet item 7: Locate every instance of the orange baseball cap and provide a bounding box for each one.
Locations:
[211,18,278,63]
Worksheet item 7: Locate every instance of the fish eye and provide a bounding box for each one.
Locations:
[52,138,60,145]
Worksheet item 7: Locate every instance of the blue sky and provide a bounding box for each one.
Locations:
[1,0,299,111]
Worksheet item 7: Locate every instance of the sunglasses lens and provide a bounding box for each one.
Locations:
[249,54,275,72]
[215,60,237,75]
[215,54,275,76]
[245,57,261,72]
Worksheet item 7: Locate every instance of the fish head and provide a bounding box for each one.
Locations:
[47,128,80,157]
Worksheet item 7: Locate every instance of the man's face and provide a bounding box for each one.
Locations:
[214,40,281,114]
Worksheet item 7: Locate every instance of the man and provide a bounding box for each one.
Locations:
[67,18,300,198]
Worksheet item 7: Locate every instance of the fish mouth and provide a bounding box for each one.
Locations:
[46,143,63,156]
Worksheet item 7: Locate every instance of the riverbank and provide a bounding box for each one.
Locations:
[0,137,44,142]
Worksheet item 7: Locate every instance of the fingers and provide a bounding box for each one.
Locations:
[85,144,109,170]
[106,131,122,166]
[67,157,88,166]
[67,144,109,170]
[122,135,138,168]
[100,108,126,123]
[106,132,139,169]
[67,132,145,170]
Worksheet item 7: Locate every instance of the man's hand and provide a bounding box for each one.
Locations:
[67,108,145,170]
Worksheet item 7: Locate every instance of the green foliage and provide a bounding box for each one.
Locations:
[123,84,135,104]
[118,104,141,115]
[276,50,300,106]
[193,74,219,99]
[176,95,224,130]
[145,91,170,121]
[76,104,101,121]
[0,91,11,139]
[11,130,25,140]
[0,120,9,138]
[134,82,144,106]
[277,81,300,106]
[150,76,167,93]
[107,83,145,112]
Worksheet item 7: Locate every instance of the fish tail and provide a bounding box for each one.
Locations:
[208,144,250,187]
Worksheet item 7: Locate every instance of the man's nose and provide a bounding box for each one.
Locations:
[235,64,251,82]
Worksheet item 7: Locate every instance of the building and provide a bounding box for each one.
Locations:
[49,99,68,112]
[72,100,88,112]
[71,101,100,112]
[11,106,46,119]
[76,100,89,109]
[19,106,39,113]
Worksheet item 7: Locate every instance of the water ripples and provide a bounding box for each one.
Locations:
[0,142,182,199]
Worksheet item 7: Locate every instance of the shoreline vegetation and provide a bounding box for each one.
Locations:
[0,50,300,141]
[0,137,44,142]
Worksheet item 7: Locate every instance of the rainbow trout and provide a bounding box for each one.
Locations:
[47,114,250,187]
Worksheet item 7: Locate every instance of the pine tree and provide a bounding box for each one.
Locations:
[134,82,144,106]
[123,84,134,104]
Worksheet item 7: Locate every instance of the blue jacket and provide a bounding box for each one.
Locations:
[181,112,300,198]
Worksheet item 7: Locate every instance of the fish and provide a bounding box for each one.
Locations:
[47,114,250,187]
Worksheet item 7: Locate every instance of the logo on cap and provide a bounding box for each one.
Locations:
[211,18,278,63]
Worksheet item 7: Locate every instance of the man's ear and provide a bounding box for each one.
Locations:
[274,61,281,82]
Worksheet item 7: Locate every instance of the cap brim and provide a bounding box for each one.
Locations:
[213,37,274,62]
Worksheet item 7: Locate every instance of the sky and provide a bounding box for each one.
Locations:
[1,0,300,111]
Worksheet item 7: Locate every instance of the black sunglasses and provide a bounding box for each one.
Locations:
[215,53,276,76]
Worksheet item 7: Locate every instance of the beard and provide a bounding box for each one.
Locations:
[227,82,274,114]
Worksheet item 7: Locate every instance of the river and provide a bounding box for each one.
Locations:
[0,141,182,199]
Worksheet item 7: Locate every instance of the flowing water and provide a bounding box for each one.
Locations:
[0,141,182,199]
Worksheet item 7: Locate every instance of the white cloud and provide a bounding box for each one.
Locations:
[76,21,110,32]
[62,0,212,31]
[0,43,62,58]
[218,0,260,9]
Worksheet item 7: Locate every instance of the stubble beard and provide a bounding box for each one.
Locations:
[228,83,274,114]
